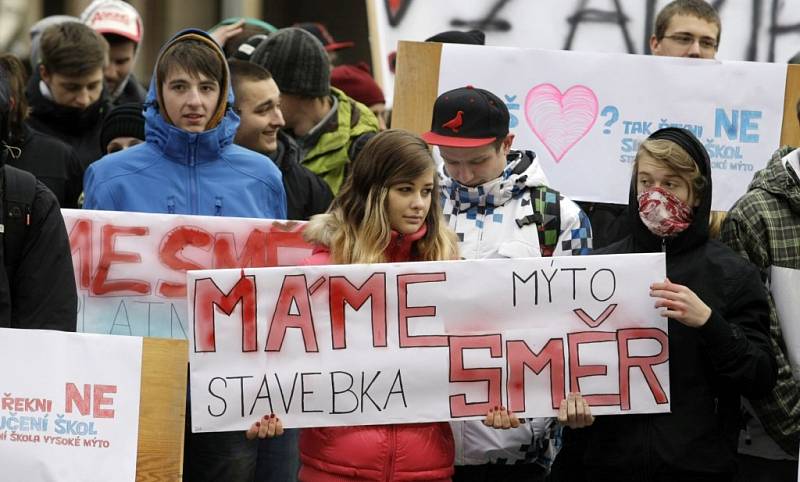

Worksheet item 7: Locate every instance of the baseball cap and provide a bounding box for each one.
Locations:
[81,0,143,43]
[232,34,268,61]
[295,22,354,52]
[421,85,509,148]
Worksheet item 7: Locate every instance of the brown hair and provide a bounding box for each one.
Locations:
[0,54,29,143]
[320,129,458,264]
[156,38,225,89]
[228,59,273,91]
[156,34,228,129]
[634,138,708,201]
[654,0,721,44]
[40,22,108,77]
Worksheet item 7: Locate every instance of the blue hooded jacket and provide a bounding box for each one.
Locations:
[83,29,287,219]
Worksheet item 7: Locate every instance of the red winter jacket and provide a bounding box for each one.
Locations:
[299,217,455,481]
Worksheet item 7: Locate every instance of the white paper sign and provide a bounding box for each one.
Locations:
[372,0,800,105]
[0,328,143,482]
[188,253,668,432]
[64,209,312,339]
[434,44,786,211]
[770,266,800,381]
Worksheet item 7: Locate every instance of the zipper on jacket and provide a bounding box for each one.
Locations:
[661,237,667,253]
[167,196,176,214]
[215,197,223,216]
[189,138,198,214]
[383,425,397,481]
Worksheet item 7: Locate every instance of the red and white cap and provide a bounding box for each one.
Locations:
[81,0,143,43]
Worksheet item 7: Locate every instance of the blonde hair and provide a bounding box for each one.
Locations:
[634,138,708,200]
[313,129,458,264]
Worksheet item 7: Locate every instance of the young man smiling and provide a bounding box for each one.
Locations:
[230,59,332,220]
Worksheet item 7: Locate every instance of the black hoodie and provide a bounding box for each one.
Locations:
[25,69,108,169]
[7,124,84,208]
[571,128,776,481]
[0,150,77,331]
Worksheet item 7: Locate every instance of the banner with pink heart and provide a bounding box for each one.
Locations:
[435,44,787,211]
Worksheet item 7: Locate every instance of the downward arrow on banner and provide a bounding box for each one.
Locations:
[573,304,617,328]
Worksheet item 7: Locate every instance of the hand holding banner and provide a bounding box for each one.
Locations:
[188,253,668,432]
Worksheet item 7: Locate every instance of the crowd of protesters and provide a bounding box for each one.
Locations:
[0,0,798,480]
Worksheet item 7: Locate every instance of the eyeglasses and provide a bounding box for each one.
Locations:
[662,33,718,51]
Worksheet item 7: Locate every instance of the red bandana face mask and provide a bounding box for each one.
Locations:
[637,187,694,237]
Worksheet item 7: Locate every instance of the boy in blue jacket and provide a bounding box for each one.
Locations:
[83,29,286,482]
[84,29,286,219]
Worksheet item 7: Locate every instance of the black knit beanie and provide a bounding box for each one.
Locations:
[100,102,145,153]
[249,27,330,97]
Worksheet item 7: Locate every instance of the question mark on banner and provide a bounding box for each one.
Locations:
[600,105,619,134]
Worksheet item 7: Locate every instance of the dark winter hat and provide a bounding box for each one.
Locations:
[422,85,509,148]
[232,34,267,61]
[100,102,145,152]
[250,27,330,97]
[295,22,354,52]
[425,29,486,45]
[331,63,385,106]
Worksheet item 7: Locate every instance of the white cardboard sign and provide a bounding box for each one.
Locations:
[371,0,800,105]
[64,209,312,339]
[0,328,142,481]
[188,253,668,432]
[435,43,786,211]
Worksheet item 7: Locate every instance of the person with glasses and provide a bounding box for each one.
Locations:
[649,0,720,60]
[576,0,721,252]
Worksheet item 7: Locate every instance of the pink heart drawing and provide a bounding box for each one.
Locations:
[524,84,599,162]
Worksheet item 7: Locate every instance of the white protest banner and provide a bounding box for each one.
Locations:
[370,0,800,105]
[64,209,312,339]
[0,328,142,481]
[188,253,668,432]
[770,266,800,381]
[433,43,786,211]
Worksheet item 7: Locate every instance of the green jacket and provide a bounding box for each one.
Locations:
[720,146,800,456]
[302,87,379,194]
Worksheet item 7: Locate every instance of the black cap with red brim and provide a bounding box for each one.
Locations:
[421,85,509,148]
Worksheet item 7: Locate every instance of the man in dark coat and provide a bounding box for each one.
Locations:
[229,59,332,220]
[26,21,110,169]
